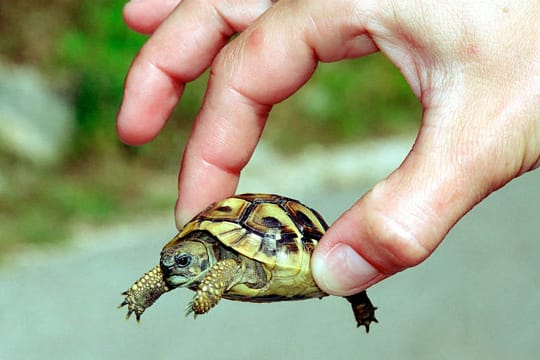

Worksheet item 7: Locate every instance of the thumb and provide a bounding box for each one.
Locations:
[312,91,535,296]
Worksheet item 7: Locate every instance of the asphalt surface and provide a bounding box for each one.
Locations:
[1,162,539,359]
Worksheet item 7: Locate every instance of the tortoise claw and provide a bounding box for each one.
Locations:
[357,313,378,333]
[345,291,378,333]
[185,301,197,319]
[119,294,142,322]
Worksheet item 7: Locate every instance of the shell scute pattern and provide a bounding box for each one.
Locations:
[202,196,250,222]
[283,200,328,240]
[187,194,327,273]
[245,202,297,235]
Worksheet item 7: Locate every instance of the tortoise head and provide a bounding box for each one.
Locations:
[160,231,217,289]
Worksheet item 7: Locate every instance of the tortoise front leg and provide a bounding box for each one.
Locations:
[120,265,170,321]
[187,258,240,316]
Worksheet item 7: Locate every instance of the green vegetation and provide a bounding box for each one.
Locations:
[0,1,420,257]
[269,56,420,148]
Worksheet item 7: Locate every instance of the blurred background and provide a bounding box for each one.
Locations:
[0,2,538,359]
[0,0,420,257]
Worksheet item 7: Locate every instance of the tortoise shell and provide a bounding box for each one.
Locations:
[162,193,328,295]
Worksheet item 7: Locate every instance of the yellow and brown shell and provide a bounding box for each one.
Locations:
[162,193,329,299]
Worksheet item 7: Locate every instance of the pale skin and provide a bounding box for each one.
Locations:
[117,0,540,296]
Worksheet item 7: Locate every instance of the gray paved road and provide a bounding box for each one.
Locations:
[1,170,539,360]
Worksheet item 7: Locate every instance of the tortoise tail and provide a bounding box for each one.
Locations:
[344,291,378,333]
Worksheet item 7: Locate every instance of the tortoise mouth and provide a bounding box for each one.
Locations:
[164,274,189,288]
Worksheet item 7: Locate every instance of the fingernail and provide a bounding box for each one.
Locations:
[175,211,191,230]
[175,199,193,230]
[312,243,380,295]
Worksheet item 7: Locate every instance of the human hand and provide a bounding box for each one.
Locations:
[117,0,540,296]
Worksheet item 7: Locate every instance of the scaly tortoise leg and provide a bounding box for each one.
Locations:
[187,258,241,316]
[119,265,170,321]
[345,291,378,333]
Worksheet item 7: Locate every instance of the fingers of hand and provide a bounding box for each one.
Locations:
[117,0,274,145]
[123,0,181,34]
[175,0,379,225]
[313,76,540,295]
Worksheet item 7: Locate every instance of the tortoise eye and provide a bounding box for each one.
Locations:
[174,254,192,268]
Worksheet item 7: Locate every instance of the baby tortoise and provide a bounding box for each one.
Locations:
[120,193,377,332]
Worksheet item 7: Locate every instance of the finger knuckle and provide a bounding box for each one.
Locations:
[364,207,433,273]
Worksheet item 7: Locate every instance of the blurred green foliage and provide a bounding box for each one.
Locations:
[57,2,144,154]
[0,1,420,257]
[269,56,420,148]
[53,1,197,157]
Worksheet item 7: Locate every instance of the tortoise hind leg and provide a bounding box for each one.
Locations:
[187,259,241,316]
[345,291,378,332]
